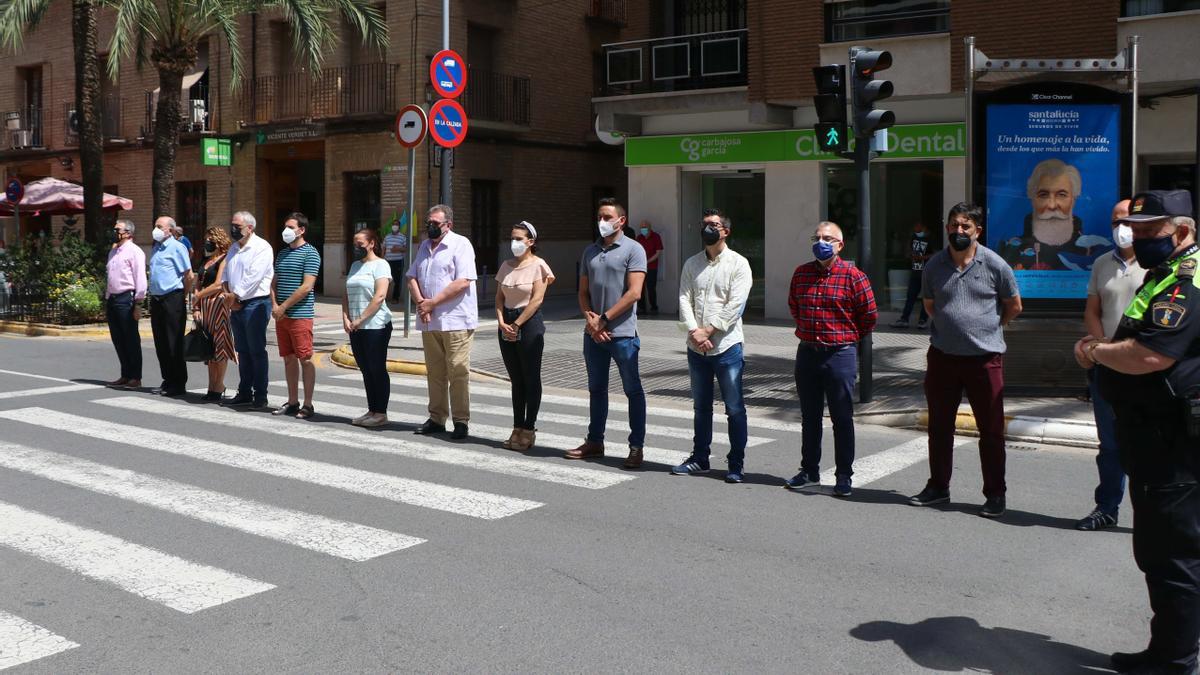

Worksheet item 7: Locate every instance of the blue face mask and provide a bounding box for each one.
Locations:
[813,240,836,261]
[1132,234,1177,269]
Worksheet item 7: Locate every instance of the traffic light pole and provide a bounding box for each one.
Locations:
[854,129,873,404]
[439,0,453,207]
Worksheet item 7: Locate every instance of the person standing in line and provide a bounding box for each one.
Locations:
[909,202,1022,518]
[148,216,194,397]
[636,220,664,315]
[1075,198,1140,531]
[891,221,932,329]
[406,204,478,440]
[784,220,878,497]
[271,212,321,419]
[104,219,146,389]
[221,211,275,409]
[384,218,408,304]
[343,228,394,428]
[566,197,648,468]
[171,223,193,262]
[192,226,237,401]
[495,221,555,452]
[670,208,753,482]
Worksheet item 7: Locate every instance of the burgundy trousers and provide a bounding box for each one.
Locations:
[924,346,1007,498]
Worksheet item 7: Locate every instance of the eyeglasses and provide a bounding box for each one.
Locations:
[810,235,842,243]
[425,220,446,227]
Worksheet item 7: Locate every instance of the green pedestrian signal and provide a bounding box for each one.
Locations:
[826,127,839,146]
[815,123,848,153]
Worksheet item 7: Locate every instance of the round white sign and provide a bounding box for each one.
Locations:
[395,105,428,148]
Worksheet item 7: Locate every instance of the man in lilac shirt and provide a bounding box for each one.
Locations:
[105,219,147,388]
[406,204,478,439]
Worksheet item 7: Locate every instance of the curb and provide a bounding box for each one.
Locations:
[330,344,428,375]
[858,408,1099,449]
[0,319,147,338]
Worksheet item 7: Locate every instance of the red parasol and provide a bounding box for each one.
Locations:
[0,177,133,216]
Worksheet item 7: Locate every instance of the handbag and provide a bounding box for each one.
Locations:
[184,321,215,362]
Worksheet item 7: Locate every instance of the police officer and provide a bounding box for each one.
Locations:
[1076,189,1200,674]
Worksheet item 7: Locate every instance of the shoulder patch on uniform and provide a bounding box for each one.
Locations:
[1179,257,1197,279]
[1152,301,1187,328]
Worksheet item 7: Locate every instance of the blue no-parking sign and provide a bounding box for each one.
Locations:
[430,50,467,99]
[429,99,468,149]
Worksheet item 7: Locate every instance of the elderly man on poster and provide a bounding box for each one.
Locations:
[1000,158,1113,272]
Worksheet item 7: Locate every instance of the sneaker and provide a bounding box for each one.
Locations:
[909,486,950,506]
[251,398,270,410]
[671,459,711,476]
[224,393,254,407]
[273,402,300,416]
[451,422,469,440]
[1075,508,1118,531]
[890,319,909,329]
[979,496,1006,518]
[833,478,852,498]
[783,471,820,491]
[359,413,389,428]
[916,318,929,329]
[725,469,744,484]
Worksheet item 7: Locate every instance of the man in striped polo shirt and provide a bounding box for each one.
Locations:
[271,212,322,418]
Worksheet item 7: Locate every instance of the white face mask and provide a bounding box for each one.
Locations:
[598,219,618,238]
[510,240,528,257]
[282,227,297,244]
[152,227,168,243]
[391,225,400,233]
[1115,224,1133,249]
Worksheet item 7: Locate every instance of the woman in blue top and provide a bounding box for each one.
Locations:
[342,228,394,427]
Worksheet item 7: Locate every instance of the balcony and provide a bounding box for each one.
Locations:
[142,93,212,137]
[599,28,748,97]
[3,106,44,150]
[241,62,399,126]
[586,0,626,26]
[61,95,126,146]
[461,68,531,128]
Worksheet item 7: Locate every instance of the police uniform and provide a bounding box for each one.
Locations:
[1097,189,1200,673]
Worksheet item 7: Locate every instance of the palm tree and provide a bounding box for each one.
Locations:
[107,0,388,216]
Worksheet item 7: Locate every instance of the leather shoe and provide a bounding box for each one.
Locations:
[107,377,129,387]
[624,446,643,469]
[415,419,446,435]
[1111,650,1152,671]
[451,422,469,440]
[224,393,254,407]
[565,441,604,460]
[122,379,142,389]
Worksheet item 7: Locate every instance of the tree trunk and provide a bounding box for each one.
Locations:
[71,0,103,242]
[150,67,184,219]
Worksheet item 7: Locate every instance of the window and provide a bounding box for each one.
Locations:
[470,180,500,275]
[344,171,380,268]
[176,181,207,248]
[825,0,950,43]
[1123,0,1200,15]
[674,0,745,35]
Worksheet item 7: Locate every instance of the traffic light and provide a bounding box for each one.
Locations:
[812,64,847,154]
[850,48,894,142]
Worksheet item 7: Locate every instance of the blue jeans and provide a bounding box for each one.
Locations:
[583,335,646,447]
[687,343,748,469]
[795,343,858,479]
[899,270,928,323]
[1089,368,1126,515]
[230,296,270,400]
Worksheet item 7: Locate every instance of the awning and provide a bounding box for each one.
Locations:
[152,51,208,98]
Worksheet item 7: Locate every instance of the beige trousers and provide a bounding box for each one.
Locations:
[421,329,474,424]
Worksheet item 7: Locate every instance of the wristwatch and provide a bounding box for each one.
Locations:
[599,312,609,324]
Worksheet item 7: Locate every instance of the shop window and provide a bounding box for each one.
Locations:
[1123,0,1200,16]
[824,0,950,43]
[176,181,207,249]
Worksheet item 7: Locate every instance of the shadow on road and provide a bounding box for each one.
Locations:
[850,616,1114,674]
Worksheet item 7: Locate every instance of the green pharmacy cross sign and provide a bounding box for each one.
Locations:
[202,138,232,167]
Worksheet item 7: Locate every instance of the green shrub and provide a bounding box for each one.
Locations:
[62,283,103,321]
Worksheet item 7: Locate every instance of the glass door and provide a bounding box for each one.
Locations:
[699,171,765,318]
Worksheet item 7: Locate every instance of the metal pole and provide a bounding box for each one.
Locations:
[439,0,452,207]
[1129,35,1139,197]
[851,46,873,404]
[964,36,975,203]
[404,146,417,338]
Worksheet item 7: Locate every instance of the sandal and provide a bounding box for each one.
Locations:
[296,405,315,420]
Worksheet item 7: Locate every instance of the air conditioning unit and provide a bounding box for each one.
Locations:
[68,109,80,135]
[190,99,208,131]
[10,129,31,149]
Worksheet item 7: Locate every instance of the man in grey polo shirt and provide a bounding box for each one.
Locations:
[565,197,649,469]
[909,202,1023,518]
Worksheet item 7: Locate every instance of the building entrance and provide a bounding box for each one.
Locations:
[259,141,326,293]
[681,171,765,318]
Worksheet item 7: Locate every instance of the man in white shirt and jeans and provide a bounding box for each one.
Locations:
[670,207,753,483]
[221,210,275,409]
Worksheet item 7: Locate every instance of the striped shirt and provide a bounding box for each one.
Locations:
[273,242,321,318]
[383,232,408,262]
[788,257,878,345]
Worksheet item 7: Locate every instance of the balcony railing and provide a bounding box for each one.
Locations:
[461,68,531,127]
[242,62,399,125]
[143,93,212,137]
[586,0,626,25]
[61,95,125,146]
[4,106,44,149]
[600,28,748,97]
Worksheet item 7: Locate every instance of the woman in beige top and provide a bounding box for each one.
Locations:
[494,221,555,451]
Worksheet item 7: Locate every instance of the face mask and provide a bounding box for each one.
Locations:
[949,233,973,251]
[152,228,168,243]
[1114,224,1134,249]
[391,225,400,233]
[639,227,649,236]
[701,225,721,246]
[426,222,444,240]
[282,228,297,245]
[353,246,368,261]
[108,230,122,244]
[230,224,243,242]
[812,240,835,261]
[204,240,216,255]
[1133,233,1177,269]
[598,219,617,238]
[511,240,528,257]
[914,231,926,238]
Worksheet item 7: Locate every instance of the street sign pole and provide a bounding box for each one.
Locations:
[440,0,452,208]
[855,129,873,403]
[405,145,416,337]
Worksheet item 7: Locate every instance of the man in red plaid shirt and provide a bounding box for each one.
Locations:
[785,221,878,497]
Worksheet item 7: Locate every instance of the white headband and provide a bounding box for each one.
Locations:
[518,220,537,239]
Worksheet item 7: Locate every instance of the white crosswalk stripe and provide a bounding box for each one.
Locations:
[0,611,79,670]
[267,383,694,467]
[0,383,101,400]
[0,441,423,561]
[0,501,274,613]
[817,436,954,487]
[0,407,541,520]
[332,372,805,434]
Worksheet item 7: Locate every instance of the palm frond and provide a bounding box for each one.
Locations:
[271,0,333,73]
[103,0,157,79]
[327,0,387,51]
[0,0,53,51]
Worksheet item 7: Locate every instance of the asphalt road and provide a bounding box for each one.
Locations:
[0,333,1146,674]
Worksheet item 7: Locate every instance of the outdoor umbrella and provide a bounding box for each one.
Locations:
[0,177,133,216]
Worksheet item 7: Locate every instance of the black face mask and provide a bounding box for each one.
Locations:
[204,240,216,255]
[426,222,444,241]
[1132,234,1177,269]
[353,246,368,261]
[701,225,721,246]
[949,233,972,252]
[229,224,244,242]
[108,230,122,244]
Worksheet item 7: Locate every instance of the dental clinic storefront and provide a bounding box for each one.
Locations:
[624,123,967,321]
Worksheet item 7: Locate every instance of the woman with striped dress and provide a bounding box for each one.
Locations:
[192,226,238,401]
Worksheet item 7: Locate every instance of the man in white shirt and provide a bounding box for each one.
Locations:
[384,219,408,303]
[1075,198,1143,531]
[221,210,275,409]
[670,207,753,483]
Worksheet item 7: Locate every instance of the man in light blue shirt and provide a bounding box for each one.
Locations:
[149,215,194,396]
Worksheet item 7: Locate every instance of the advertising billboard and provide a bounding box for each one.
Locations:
[975,83,1131,301]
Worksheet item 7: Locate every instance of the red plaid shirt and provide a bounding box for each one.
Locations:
[788,257,878,344]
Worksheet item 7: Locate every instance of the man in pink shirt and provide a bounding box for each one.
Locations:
[105,219,147,388]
